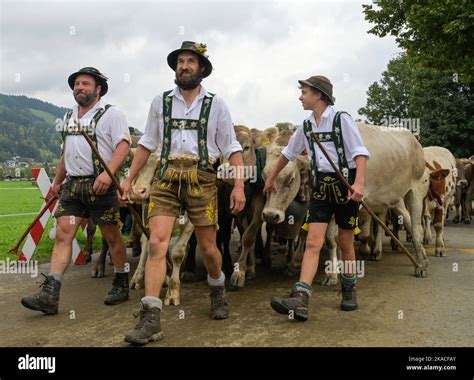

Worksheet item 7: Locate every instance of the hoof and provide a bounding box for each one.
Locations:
[230,271,246,288]
[130,271,144,290]
[371,252,382,261]
[180,271,195,283]
[245,271,256,281]
[464,219,471,224]
[283,265,299,277]
[91,265,105,278]
[415,267,428,278]
[453,217,459,224]
[320,275,338,286]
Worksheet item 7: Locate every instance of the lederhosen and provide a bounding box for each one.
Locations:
[55,105,120,224]
[303,111,359,229]
[147,91,219,226]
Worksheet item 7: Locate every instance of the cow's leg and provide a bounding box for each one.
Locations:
[130,233,149,289]
[434,206,447,257]
[84,219,96,263]
[357,209,371,259]
[321,217,339,286]
[230,192,264,288]
[423,200,433,245]
[220,218,235,278]
[261,222,273,270]
[181,232,197,282]
[91,235,108,278]
[288,228,307,276]
[463,186,472,223]
[453,190,461,224]
[283,238,296,276]
[405,189,428,277]
[371,210,386,261]
[165,220,194,306]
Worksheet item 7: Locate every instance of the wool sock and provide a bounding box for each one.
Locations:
[141,296,163,311]
[207,271,225,287]
[295,281,314,296]
[48,273,63,282]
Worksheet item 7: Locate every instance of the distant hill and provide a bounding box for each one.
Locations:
[0,94,68,162]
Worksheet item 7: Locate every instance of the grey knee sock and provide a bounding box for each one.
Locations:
[48,273,63,282]
[207,271,225,287]
[141,296,162,311]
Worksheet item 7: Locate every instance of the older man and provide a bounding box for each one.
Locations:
[122,41,245,345]
[21,67,131,315]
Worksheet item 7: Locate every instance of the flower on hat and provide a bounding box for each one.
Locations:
[192,43,208,56]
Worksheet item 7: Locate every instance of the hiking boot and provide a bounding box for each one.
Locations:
[340,282,358,311]
[21,273,61,315]
[270,286,309,321]
[124,302,163,346]
[104,272,129,305]
[210,286,229,320]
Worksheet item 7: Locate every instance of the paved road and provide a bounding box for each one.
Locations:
[1,221,473,347]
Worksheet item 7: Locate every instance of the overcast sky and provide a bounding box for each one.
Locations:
[0,0,400,131]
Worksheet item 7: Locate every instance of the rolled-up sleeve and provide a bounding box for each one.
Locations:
[138,96,161,152]
[109,107,131,149]
[281,123,305,161]
[214,97,242,159]
[341,114,370,160]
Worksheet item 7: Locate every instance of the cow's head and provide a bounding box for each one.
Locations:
[261,144,310,224]
[218,125,256,185]
[128,151,160,203]
[425,160,450,204]
[455,159,468,188]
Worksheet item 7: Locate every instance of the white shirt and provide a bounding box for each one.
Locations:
[62,98,130,176]
[282,106,370,172]
[138,86,242,161]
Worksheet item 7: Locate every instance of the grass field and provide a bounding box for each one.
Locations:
[0,181,102,263]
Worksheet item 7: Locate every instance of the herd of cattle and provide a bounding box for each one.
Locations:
[81,123,473,306]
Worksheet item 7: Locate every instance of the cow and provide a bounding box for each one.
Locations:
[230,141,311,288]
[453,158,473,224]
[422,147,457,257]
[319,124,428,279]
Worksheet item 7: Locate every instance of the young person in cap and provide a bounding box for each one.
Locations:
[122,41,245,345]
[264,75,370,320]
[21,67,131,315]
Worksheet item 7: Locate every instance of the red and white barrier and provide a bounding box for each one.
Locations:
[18,168,87,265]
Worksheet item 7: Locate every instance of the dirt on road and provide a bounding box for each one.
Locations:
[1,221,473,347]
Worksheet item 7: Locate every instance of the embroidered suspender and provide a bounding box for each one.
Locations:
[62,104,112,176]
[158,91,214,179]
[303,111,350,189]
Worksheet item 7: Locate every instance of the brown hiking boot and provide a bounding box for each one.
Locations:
[104,272,129,305]
[210,286,229,320]
[340,282,358,311]
[21,273,61,315]
[270,286,309,321]
[124,302,163,346]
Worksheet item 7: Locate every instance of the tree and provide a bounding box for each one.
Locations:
[359,54,473,157]
[358,53,415,125]
[275,122,295,132]
[363,0,474,83]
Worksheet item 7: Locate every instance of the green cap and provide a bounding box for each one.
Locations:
[167,41,213,78]
[68,67,108,96]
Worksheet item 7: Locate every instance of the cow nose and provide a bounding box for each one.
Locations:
[262,210,281,224]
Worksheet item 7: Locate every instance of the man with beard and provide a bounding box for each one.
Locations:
[21,67,131,315]
[121,41,245,345]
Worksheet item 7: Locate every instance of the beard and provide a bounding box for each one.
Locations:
[174,69,203,90]
[74,90,97,107]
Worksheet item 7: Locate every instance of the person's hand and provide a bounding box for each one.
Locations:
[263,175,277,195]
[93,172,113,196]
[51,183,62,199]
[230,186,245,215]
[120,177,132,203]
[348,181,364,202]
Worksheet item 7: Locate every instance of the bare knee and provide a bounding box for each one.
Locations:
[148,235,170,259]
[305,237,324,253]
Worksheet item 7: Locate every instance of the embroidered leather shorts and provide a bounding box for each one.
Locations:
[148,159,218,227]
[54,176,120,225]
[307,169,359,230]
